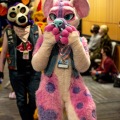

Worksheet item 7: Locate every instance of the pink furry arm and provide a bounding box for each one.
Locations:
[69,32,90,72]
[32,31,56,72]
[32,36,43,55]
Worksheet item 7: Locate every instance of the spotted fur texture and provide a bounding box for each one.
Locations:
[32,0,97,120]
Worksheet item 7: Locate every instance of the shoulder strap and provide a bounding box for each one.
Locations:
[6,28,17,46]
[44,44,79,78]
[29,24,39,46]
[70,50,79,78]
[5,27,17,70]
[44,44,59,77]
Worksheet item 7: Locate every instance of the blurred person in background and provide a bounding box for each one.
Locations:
[82,24,101,75]
[88,24,101,53]
[91,46,118,83]
[90,24,112,69]
[99,25,112,49]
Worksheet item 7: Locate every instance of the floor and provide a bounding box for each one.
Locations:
[0,64,120,120]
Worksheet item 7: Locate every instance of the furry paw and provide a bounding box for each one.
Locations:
[44,22,79,45]
[44,24,60,42]
[60,25,79,45]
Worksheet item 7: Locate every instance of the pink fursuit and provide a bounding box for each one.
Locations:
[70,76,97,120]
[36,74,62,120]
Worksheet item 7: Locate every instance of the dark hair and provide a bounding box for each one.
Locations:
[102,46,112,57]
[91,24,100,34]
[93,24,100,34]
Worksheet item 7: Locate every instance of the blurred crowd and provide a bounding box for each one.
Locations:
[87,24,118,83]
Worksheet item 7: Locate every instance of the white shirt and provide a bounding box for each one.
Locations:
[88,33,101,51]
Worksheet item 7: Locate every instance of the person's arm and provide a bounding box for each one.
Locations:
[91,62,103,75]
[0,32,8,78]
[96,63,102,71]
[96,58,112,74]
[88,36,95,51]
[101,59,112,73]
[32,31,56,72]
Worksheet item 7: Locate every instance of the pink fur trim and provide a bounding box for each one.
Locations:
[32,36,43,55]
[81,37,90,56]
[70,76,97,119]
[36,73,62,120]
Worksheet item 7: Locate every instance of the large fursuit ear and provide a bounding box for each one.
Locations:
[72,0,90,18]
[42,0,54,17]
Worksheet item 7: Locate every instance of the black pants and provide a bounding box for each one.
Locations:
[96,73,113,83]
[9,70,41,120]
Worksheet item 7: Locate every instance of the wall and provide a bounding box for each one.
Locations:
[82,0,120,41]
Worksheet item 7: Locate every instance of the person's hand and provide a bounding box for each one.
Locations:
[0,72,3,84]
[91,70,97,75]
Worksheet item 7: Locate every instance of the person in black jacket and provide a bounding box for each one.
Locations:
[0,2,41,120]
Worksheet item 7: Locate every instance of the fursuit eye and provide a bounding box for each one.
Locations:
[64,14,74,20]
[49,13,57,21]
[20,7,26,13]
[10,12,16,18]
